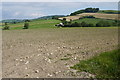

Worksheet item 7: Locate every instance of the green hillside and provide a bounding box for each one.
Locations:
[37,15,66,19]
[3,19,61,30]
[1,19,25,23]
[70,7,120,16]
[2,18,118,30]
[70,8,99,16]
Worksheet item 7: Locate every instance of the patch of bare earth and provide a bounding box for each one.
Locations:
[2,28,118,78]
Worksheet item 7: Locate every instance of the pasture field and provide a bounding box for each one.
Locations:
[2,27,118,78]
[5,19,61,30]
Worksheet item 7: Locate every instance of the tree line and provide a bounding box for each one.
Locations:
[70,8,99,16]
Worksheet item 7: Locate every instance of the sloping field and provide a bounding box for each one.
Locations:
[3,27,118,78]
[4,19,61,30]
[59,13,119,21]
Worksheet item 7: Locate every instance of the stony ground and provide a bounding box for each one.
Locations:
[2,28,118,78]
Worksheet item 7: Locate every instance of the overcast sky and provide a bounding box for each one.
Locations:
[1,0,120,2]
[1,2,119,20]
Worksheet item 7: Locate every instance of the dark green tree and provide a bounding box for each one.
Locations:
[13,22,16,24]
[62,18,67,25]
[3,22,9,30]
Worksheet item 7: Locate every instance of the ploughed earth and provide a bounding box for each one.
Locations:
[2,28,118,78]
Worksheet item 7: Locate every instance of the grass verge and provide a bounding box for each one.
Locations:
[71,49,120,78]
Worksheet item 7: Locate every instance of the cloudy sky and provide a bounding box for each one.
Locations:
[1,2,119,20]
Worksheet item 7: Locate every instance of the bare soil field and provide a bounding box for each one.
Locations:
[59,13,119,21]
[2,28,118,78]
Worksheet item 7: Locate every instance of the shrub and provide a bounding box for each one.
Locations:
[82,16,95,18]
[23,22,29,29]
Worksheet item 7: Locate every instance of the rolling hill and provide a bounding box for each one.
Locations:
[59,13,119,21]
[1,19,25,23]
[36,15,66,20]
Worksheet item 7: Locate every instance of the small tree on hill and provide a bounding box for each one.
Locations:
[3,22,9,30]
[23,21,29,29]
[62,18,67,25]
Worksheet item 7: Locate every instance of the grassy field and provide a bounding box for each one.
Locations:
[4,19,61,30]
[71,49,120,78]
